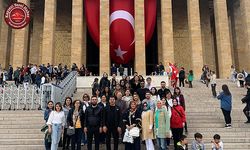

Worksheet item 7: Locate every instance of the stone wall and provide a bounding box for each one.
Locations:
[29,0,44,65]
[173,0,192,70]
[54,0,72,66]
[230,0,247,71]
[200,0,217,72]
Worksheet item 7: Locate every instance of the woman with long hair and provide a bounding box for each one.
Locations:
[150,87,160,103]
[122,89,133,109]
[67,100,85,150]
[171,99,186,150]
[217,84,232,128]
[173,87,187,133]
[44,101,54,150]
[47,102,65,150]
[62,97,72,150]
[123,101,142,150]
[141,102,154,150]
[81,93,90,145]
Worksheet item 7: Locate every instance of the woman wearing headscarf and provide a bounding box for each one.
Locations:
[141,102,155,150]
[155,100,171,150]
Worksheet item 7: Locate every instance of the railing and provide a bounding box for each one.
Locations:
[0,84,41,110]
[40,71,77,109]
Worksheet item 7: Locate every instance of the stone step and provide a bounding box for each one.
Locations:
[0,124,42,129]
[0,134,44,139]
[0,116,43,121]
[0,111,43,114]
[186,137,250,143]
[0,139,43,145]
[0,120,44,125]
[0,145,44,150]
[0,113,43,117]
[188,123,250,128]
[0,129,41,134]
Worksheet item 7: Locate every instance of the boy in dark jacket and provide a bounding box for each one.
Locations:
[176,135,188,150]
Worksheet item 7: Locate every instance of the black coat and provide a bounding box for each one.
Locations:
[123,109,141,127]
[67,108,85,128]
[103,105,122,128]
[85,105,103,128]
[242,88,250,110]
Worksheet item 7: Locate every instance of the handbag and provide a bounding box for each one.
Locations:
[67,114,78,136]
[123,129,134,143]
[66,126,75,136]
[41,124,48,133]
[129,127,140,137]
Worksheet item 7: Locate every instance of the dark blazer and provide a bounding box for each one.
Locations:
[67,108,85,128]
[103,105,122,128]
[85,105,103,128]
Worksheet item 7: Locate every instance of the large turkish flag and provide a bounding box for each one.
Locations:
[84,0,156,64]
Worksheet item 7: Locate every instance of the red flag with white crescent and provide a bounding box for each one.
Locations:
[169,63,178,80]
[84,0,157,64]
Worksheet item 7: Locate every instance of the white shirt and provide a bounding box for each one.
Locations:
[212,141,223,150]
[167,98,173,107]
[145,83,153,90]
[41,77,46,84]
[30,67,37,74]
[47,111,65,126]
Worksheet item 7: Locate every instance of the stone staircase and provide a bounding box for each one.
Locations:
[0,79,249,149]
[0,111,44,150]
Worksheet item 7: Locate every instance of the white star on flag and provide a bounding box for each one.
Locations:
[115,45,127,60]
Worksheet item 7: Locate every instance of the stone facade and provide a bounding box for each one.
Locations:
[0,0,250,78]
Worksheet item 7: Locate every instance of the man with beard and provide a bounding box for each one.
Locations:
[84,96,103,150]
[103,96,122,150]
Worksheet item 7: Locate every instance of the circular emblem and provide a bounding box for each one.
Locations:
[4,2,31,29]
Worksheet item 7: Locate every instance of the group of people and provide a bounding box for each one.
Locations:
[43,72,190,150]
[0,63,75,88]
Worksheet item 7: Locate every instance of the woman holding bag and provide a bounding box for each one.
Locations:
[67,100,85,150]
[123,101,142,150]
[155,100,171,150]
[62,97,72,150]
[171,99,186,150]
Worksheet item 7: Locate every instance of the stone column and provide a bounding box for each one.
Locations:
[135,0,146,75]
[71,0,85,67]
[213,0,233,78]
[12,0,30,68]
[99,0,110,75]
[41,0,57,64]
[187,0,204,76]
[161,0,174,67]
[240,0,250,71]
[0,0,9,68]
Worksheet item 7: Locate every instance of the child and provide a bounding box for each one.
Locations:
[188,70,194,88]
[176,135,188,150]
[211,134,223,150]
[191,132,205,150]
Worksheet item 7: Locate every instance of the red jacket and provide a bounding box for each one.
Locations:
[171,105,186,128]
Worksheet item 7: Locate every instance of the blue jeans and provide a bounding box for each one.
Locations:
[51,123,62,150]
[81,132,87,144]
[157,137,167,150]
